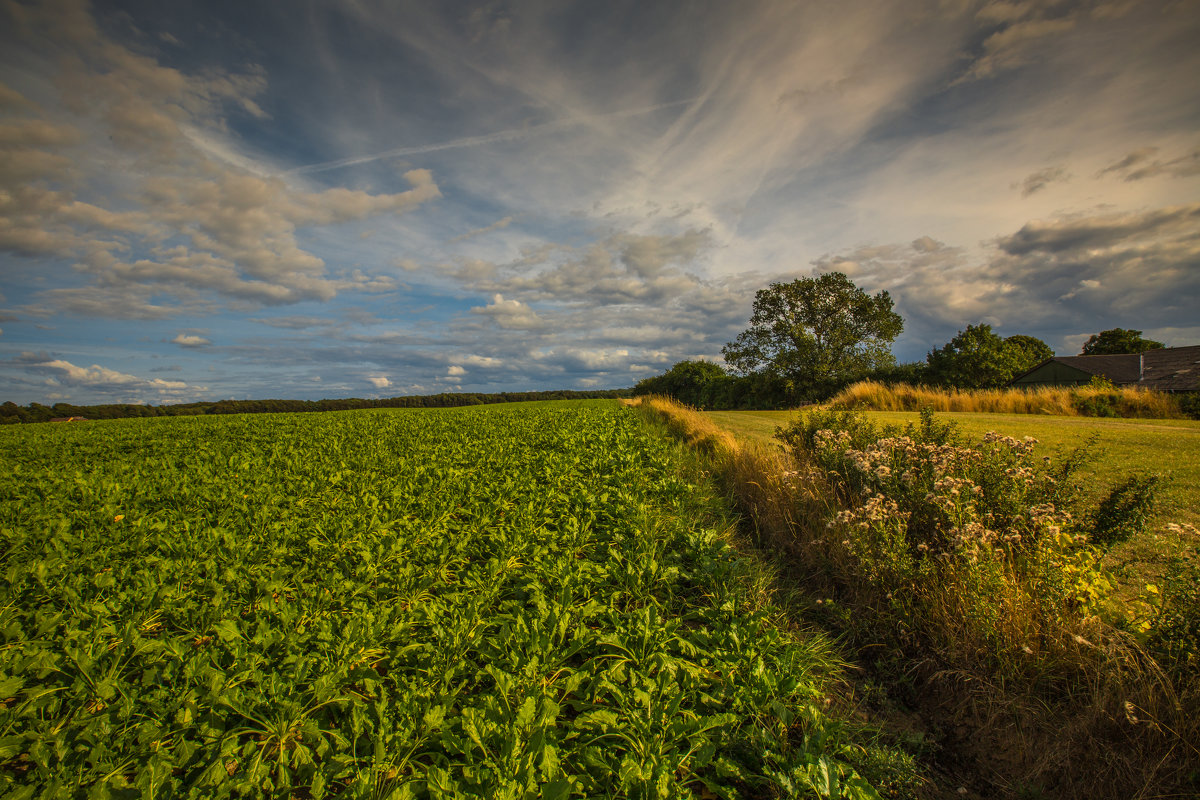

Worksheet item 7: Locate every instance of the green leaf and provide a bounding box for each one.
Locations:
[212,619,241,642]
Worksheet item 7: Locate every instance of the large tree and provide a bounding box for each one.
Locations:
[926,325,1053,389]
[1004,334,1054,367]
[1080,328,1164,355]
[721,272,903,398]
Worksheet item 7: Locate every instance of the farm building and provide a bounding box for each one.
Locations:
[1010,345,1200,392]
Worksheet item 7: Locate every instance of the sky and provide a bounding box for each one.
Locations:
[1,0,1198,405]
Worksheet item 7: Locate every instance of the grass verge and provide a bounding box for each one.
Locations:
[639,396,1200,799]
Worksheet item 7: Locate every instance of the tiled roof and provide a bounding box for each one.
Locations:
[1008,345,1200,391]
[1141,345,1200,391]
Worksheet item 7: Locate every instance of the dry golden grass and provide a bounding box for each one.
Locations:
[635,394,1199,800]
[830,380,1185,418]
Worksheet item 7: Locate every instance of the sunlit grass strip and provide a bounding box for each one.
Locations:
[829,380,1185,418]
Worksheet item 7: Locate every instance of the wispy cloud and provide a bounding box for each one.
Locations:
[286,99,697,175]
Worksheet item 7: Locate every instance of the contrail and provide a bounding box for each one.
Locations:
[285,98,696,176]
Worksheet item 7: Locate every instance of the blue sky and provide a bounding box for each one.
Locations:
[1,0,1198,405]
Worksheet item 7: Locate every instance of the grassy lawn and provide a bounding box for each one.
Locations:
[705,408,1200,586]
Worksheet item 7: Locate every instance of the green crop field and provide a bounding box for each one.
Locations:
[0,402,879,799]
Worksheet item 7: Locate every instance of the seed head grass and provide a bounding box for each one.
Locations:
[828,380,1187,419]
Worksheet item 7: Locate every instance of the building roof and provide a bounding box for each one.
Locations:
[1049,354,1143,383]
[1140,345,1200,391]
[1009,345,1200,391]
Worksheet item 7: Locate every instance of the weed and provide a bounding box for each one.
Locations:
[1088,475,1161,550]
[1145,540,1200,681]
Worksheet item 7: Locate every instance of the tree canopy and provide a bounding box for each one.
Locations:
[1080,328,1165,355]
[721,272,903,399]
[632,360,727,403]
[926,325,1053,389]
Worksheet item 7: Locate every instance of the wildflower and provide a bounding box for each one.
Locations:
[113,515,124,523]
[1022,645,1033,655]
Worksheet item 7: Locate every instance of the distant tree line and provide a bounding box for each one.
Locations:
[634,272,1162,409]
[0,389,630,425]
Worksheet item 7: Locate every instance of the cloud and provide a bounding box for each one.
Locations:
[366,375,390,388]
[997,203,1200,255]
[461,355,501,368]
[286,99,696,176]
[172,333,212,348]
[546,348,632,372]
[963,3,1083,81]
[1096,144,1200,181]
[1016,166,1069,197]
[250,316,341,330]
[469,294,546,330]
[465,230,714,306]
[449,215,514,243]
[0,0,440,317]
[446,365,466,376]
[15,356,201,401]
[813,202,1200,356]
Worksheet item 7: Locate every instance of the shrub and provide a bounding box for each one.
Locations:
[1088,475,1160,549]
[1179,393,1200,420]
[1144,538,1200,682]
[777,407,1113,670]
[1072,391,1119,417]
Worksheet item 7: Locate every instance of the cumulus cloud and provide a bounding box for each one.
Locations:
[446,365,466,376]
[172,333,211,348]
[469,294,546,330]
[465,229,714,307]
[0,0,440,317]
[814,202,1200,355]
[366,375,391,388]
[12,355,201,402]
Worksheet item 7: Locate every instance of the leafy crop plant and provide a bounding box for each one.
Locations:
[0,402,880,799]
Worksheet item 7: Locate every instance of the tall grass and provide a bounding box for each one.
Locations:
[634,395,1199,799]
[829,380,1186,418]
